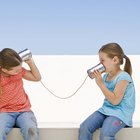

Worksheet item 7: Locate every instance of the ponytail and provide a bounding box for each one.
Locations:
[123,55,132,76]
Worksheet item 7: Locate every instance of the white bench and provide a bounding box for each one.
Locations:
[7,122,140,140]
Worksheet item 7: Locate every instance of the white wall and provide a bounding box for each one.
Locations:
[23,55,140,124]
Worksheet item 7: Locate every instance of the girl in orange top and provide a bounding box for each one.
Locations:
[0,48,41,140]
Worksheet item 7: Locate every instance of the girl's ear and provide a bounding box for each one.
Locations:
[113,56,119,64]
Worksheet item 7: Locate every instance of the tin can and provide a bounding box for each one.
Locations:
[87,63,105,79]
[18,48,32,61]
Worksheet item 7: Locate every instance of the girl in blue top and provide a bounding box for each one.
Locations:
[78,43,135,140]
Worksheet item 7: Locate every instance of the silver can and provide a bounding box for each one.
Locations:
[87,63,105,79]
[18,48,32,61]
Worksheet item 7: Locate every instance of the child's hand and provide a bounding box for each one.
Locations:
[24,57,33,64]
[93,70,103,86]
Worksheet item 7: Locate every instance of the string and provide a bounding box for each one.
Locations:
[40,75,89,99]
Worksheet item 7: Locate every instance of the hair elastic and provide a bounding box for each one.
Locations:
[123,54,127,59]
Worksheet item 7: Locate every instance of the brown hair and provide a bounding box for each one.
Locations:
[0,48,22,94]
[99,43,132,76]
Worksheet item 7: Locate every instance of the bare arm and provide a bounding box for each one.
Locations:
[22,58,41,81]
[93,70,128,105]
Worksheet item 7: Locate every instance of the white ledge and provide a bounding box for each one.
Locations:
[37,121,140,128]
